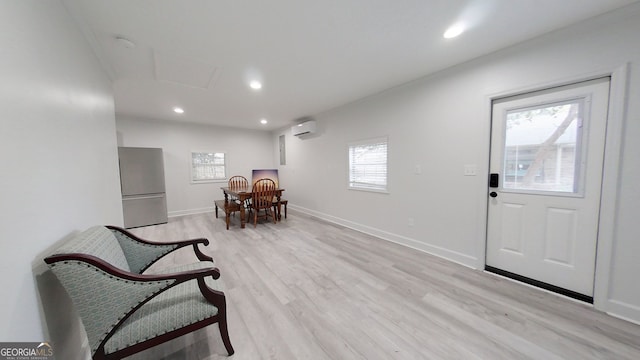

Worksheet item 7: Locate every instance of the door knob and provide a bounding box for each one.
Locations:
[489,192,498,198]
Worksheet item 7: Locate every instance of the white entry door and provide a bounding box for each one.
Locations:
[486,78,610,299]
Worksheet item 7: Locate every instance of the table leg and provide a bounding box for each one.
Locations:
[240,196,246,228]
[276,194,282,221]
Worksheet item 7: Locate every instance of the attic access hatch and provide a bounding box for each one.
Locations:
[291,120,317,136]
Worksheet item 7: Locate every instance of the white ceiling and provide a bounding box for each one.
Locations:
[61,0,638,131]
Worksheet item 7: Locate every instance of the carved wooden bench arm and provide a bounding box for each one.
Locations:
[106,225,213,273]
[44,253,220,281]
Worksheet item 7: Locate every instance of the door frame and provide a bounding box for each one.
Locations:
[477,64,629,312]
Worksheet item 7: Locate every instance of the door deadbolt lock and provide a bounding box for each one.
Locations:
[489,192,498,198]
[489,173,499,188]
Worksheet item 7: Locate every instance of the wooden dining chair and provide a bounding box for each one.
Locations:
[228,175,248,190]
[250,178,277,227]
[228,175,250,208]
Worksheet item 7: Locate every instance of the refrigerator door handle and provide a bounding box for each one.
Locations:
[122,194,165,201]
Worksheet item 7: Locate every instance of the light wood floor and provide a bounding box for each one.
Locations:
[126,212,640,360]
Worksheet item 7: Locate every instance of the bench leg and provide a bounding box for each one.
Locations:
[196,278,235,356]
[219,309,234,355]
[272,202,288,220]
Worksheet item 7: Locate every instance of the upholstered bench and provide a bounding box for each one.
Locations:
[44,225,234,360]
[214,199,242,230]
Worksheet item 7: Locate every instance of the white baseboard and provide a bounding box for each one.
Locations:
[606,299,640,325]
[289,204,478,269]
[168,206,214,218]
[289,205,640,324]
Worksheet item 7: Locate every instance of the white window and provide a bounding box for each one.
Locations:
[348,137,388,192]
[191,152,226,183]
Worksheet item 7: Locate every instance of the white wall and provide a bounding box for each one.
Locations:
[275,4,640,323]
[2,4,637,354]
[0,0,122,350]
[116,116,275,216]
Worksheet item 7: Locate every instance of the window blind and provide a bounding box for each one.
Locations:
[348,137,388,192]
[192,152,226,182]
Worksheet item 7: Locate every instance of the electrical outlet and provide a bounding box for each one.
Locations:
[408,217,415,227]
[414,165,422,175]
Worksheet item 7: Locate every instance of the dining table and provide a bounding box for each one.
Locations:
[221,186,285,228]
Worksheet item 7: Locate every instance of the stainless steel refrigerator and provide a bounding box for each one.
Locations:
[118,147,168,228]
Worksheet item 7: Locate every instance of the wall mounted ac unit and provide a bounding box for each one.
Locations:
[291,120,317,136]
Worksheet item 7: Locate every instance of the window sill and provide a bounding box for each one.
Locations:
[348,186,389,194]
[191,179,227,185]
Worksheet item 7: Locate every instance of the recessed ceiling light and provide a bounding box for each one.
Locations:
[443,24,464,39]
[250,81,262,90]
[173,107,184,114]
[260,118,268,124]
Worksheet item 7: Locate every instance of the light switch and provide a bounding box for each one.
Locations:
[464,164,477,176]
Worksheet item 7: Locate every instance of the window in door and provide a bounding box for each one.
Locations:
[502,99,585,195]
